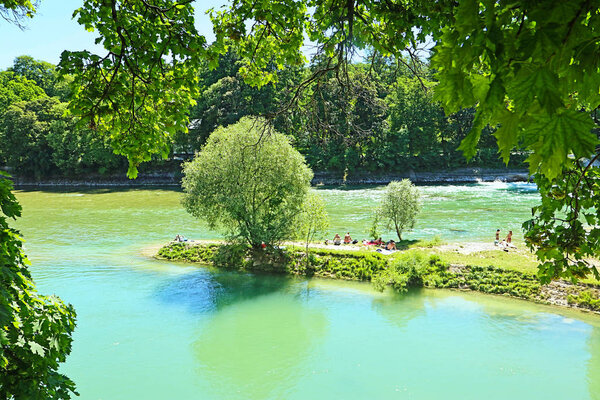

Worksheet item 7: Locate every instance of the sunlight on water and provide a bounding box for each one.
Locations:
[11,185,600,400]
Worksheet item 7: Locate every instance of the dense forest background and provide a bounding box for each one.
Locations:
[0,54,526,180]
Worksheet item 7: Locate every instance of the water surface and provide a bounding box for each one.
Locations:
[13,184,600,400]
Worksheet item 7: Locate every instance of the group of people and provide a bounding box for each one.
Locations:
[325,233,397,251]
[494,229,516,251]
[326,232,359,245]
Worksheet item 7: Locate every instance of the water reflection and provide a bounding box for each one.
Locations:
[155,269,296,314]
[370,289,427,329]
[192,289,327,399]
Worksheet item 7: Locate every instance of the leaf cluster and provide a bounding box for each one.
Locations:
[432,0,600,179]
[0,173,77,399]
[524,160,600,283]
[59,0,206,178]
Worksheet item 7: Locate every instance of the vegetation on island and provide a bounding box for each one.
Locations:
[181,117,313,249]
[374,180,421,241]
[294,191,330,268]
[156,242,544,302]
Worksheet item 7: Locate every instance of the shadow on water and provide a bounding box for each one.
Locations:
[154,268,296,314]
[370,289,427,329]
[158,271,330,399]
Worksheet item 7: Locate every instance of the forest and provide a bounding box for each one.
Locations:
[0,54,525,180]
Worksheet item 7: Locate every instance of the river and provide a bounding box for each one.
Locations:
[12,182,600,399]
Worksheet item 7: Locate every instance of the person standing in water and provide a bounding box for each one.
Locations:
[494,229,500,246]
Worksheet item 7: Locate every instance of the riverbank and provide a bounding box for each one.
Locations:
[8,167,530,186]
[155,240,600,315]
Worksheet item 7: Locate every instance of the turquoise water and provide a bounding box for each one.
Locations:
[13,183,600,400]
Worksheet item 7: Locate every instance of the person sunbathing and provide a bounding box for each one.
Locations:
[344,232,352,244]
[386,240,396,251]
[333,234,342,245]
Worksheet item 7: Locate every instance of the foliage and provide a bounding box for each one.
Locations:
[368,212,381,241]
[372,252,432,292]
[294,191,330,267]
[376,179,421,241]
[58,0,205,178]
[158,242,544,301]
[9,56,72,101]
[567,289,600,311]
[0,96,122,179]
[1,53,523,179]
[212,243,250,270]
[181,117,313,248]
[0,70,45,114]
[0,0,36,28]
[0,97,58,179]
[0,172,77,399]
[432,0,600,179]
[523,162,600,283]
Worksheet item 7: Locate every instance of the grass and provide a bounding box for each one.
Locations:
[431,249,539,274]
[159,238,600,285]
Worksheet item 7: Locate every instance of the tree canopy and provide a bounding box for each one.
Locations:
[181,117,313,248]
[376,179,421,241]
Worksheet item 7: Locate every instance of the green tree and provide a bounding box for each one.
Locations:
[181,117,313,248]
[9,56,72,101]
[0,97,58,179]
[295,191,329,267]
[0,70,45,114]
[0,173,77,399]
[377,180,421,241]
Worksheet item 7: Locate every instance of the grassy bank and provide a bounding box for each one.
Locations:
[156,242,600,313]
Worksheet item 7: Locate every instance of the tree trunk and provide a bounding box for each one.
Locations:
[306,233,310,269]
[394,222,402,241]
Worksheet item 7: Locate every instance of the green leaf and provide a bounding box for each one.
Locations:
[526,110,596,178]
[493,110,521,164]
[29,341,45,356]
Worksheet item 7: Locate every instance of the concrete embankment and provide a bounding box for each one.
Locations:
[9,167,531,187]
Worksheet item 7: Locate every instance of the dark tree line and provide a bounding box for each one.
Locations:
[0,54,526,180]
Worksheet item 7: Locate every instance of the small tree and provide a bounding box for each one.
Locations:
[182,117,313,248]
[295,191,329,267]
[377,179,421,241]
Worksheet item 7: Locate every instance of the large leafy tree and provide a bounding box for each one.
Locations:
[0,70,45,114]
[0,97,59,179]
[181,117,313,248]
